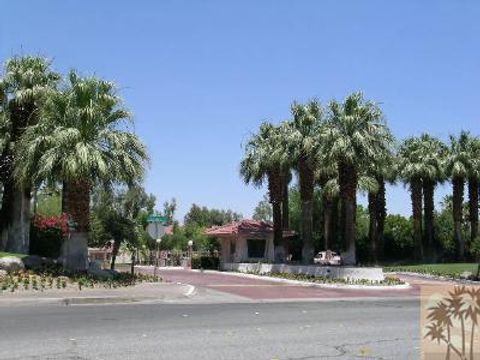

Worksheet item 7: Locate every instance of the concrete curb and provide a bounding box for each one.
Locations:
[135,265,186,271]
[0,283,196,306]
[390,271,480,285]
[193,270,411,290]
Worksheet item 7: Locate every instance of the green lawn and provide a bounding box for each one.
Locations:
[0,252,28,259]
[385,263,479,278]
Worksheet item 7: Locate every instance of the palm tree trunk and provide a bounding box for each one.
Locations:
[339,162,358,265]
[0,178,14,250]
[281,172,290,257]
[376,177,386,260]
[299,158,315,264]
[61,180,68,214]
[0,150,31,254]
[368,191,378,264]
[61,179,91,271]
[411,177,423,260]
[423,179,436,260]
[331,197,339,251]
[2,185,31,254]
[268,171,284,262]
[282,176,290,230]
[0,174,31,254]
[339,199,346,249]
[452,176,465,260]
[468,177,479,245]
[322,193,333,251]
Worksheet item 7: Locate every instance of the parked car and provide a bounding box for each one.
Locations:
[313,250,342,266]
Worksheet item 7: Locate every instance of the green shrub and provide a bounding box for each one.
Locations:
[191,256,219,270]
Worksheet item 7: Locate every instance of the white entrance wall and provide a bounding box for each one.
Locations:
[221,263,384,281]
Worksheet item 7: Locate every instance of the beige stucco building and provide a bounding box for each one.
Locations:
[206,220,293,264]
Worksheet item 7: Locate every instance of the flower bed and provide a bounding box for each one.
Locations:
[260,272,404,286]
[384,263,479,280]
[0,269,161,293]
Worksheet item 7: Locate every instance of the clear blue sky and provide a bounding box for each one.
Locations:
[2,1,479,221]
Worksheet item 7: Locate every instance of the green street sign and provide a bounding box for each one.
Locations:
[147,215,169,224]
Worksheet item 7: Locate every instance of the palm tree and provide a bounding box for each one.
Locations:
[445,132,470,260]
[363,137,396,264]
[466,137,480,246]
[288,100,324,264]
[321,92,393,265]
[398,139,424,259]
[367,163,395,263]
[15,71,148,270]
[0,56,60,253]
[240,123,290,261]
[281,169,292,231]
[315,164,338,252]
[420,135,447,259]
[398,134,447,260]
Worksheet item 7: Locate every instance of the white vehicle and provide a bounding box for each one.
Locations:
[313,250,342,266]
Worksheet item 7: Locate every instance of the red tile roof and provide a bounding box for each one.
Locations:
[205,219,295,238]
[205,219,274,237]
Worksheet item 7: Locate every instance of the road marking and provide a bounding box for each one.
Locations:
[206,284,297,287]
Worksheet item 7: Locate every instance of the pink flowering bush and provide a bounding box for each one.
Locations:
[30,214,70,258]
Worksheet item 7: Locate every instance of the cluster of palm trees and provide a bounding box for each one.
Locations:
[0,55,148,270]
[241,92,480,265]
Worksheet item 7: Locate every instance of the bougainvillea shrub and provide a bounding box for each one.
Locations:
[30,214,69,258]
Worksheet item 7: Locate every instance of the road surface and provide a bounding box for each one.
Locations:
[0,299,419,359]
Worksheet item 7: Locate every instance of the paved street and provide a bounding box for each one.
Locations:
[0,269,425,359]
[0,299,420,359]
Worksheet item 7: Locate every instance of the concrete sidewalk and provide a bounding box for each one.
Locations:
[0,282,196,306]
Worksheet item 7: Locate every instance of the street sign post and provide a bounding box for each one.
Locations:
[146,214,169,240]
[146,222,166,240]
[146,215,169,272]
[146,215,168,224]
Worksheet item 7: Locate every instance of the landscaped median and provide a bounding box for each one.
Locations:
[0,270,161,293]
[195,269,410,289]
[384,263,480,281]
[0,253,161,295]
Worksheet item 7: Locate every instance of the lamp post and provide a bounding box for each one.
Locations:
[188,240,193,268]
[154,238,162,276]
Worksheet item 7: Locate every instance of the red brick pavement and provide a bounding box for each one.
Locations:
[139,268,425,300]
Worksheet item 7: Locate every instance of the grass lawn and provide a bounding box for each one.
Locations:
[385,263,479,278]
[0,252,28,259]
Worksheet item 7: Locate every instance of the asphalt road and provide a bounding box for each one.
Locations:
[0,298,420,359]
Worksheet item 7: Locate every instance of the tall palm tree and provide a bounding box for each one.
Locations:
[366,156,395,264]
[398,134,446,260]
[15,71,148,270]
[321,92,393,265]
[0,56,60,253]
[420,135,447,259]
[315,164,338,251]
[281,169,292,231]
[445,132,470,260]
[240,123,290,261]
[398,139,424,259]
[288,100,324,264]
[466,137,480,246]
